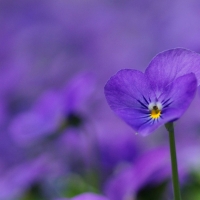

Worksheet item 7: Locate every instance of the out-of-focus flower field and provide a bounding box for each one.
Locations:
[1,0,200,199]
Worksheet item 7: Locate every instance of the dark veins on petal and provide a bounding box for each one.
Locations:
[161,98,173,112]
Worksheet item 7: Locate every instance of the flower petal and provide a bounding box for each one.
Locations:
[145,48,200,96]
[138,73,197,135]
[68,193,109,200]
[159,73,197,122]
[104,69,156,134]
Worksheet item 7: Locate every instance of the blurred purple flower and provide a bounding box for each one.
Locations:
[104,146,186,200]
[55,192,109,200]
[9,72,95,146]
[104,140,200,200]
[9,90,63,146]
[104,48,200,135]
[98,130,143,177]
[0,154,58,200]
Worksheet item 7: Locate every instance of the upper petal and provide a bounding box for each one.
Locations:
[145,48,200,96]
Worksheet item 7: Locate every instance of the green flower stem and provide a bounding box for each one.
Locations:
[165,122,182,200]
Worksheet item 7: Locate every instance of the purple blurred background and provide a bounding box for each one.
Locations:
[1,0,200,199]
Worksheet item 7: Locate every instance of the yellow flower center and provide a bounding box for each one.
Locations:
[150,106,161,119]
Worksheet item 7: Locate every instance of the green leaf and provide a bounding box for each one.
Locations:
[63,173,99,198]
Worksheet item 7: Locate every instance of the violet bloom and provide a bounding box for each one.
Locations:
[55,193,109,200]
[104,48,200,135]
[104,146,186,200]
[9,72,95,146]
[0,155,56,200]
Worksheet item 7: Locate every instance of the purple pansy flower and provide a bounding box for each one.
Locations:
[9,72,95,146]
[104,48,200,135]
